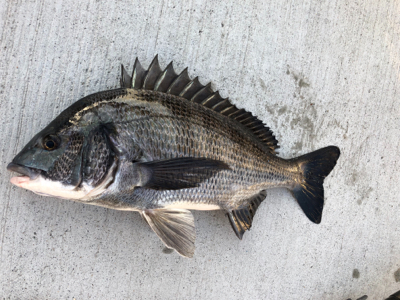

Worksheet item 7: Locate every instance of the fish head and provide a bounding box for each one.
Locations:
[7,117,91,199]
[7,91,127,201]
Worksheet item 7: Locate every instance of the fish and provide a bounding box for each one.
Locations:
[347,289,400,300]
[386,290,400,300]
[7,56,340,257]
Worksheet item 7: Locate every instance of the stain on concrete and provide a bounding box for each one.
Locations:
[277,105,287,115]
[259,78,268,92]
[289,117,301,130]
[350,172,358,185]
[265,105,275,116]
[348,170,374,205]
[264,99,317,154]
[287,67,311,91]
[292,141,303,152]
[374,207,381,216]
[331,119,349,134]
[265,67,318,155]
[352,269,360,279]
[298,79,310,88]
[162,247,174,254]
[290,116,314,132]
[357,187,373,205]
[394,268,400,282]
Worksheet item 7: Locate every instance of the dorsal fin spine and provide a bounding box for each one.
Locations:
[248,121,264,129]
[154,62,178,92]
[211,98,231,112]
[143,55,162,90]
[179,77,204,99]
[239,116,255,124]
[234,112,251,121]
[191,83,213,103]
[132,58,146,89]
[120,64,132,88]
[229,109,246,118]
[167,68,190,95]
[220,107,238,116]
[201,91,221,106]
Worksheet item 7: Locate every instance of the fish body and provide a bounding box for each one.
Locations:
[7,56,340,257]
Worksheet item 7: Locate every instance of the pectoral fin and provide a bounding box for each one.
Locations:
[141,208,195,258]
[140,157,230,190]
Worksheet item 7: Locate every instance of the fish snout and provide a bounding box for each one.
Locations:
[7,162,40,180]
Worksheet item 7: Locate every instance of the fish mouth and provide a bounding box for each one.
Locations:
[7,162,40,180]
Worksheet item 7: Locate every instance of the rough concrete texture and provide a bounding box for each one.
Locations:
[0,0,399,299]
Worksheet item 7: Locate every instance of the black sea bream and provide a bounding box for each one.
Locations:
[7,56,340,257]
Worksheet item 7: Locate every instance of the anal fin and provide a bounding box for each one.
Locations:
[142,209,195,258]
[227,190,267,240]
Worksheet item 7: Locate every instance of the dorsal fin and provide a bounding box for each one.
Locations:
[120,57,279,154]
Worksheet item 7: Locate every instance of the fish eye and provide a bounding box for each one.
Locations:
[43,136,59,151]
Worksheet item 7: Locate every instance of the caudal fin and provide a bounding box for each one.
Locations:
[291,146,340,224]
[386,290,400,300]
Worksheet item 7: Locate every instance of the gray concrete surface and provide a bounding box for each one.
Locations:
[0,0,399,299]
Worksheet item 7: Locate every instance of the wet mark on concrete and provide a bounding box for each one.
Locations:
[259,78,268,92]
[352,269,360,279]
[264,100,317,155]
[162,247,174,254]
[348,170,374,205]
[394,268,400,282]
[266,79,317,153]
[298,78,310,88]
[287,67,311,93]
[288,108,317,154]
[265,105,275,116]
[331,119,349,136]
[277,105,287,115]
[292,141,303,152]
[290,116,314,132]
[350,171,358,185]
[357,187,373,205]
[263,67,321,156]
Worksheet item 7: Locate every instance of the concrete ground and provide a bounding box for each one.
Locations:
[0,0,399,299]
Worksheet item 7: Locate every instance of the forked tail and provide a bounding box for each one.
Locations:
[290,146,340,224]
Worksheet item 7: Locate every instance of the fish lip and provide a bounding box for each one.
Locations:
[7,162,40,180]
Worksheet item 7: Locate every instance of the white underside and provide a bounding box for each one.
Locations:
[162,202,220,211]
[11,175,222,211]
[10,175,89,199]
[9,161,118,201]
